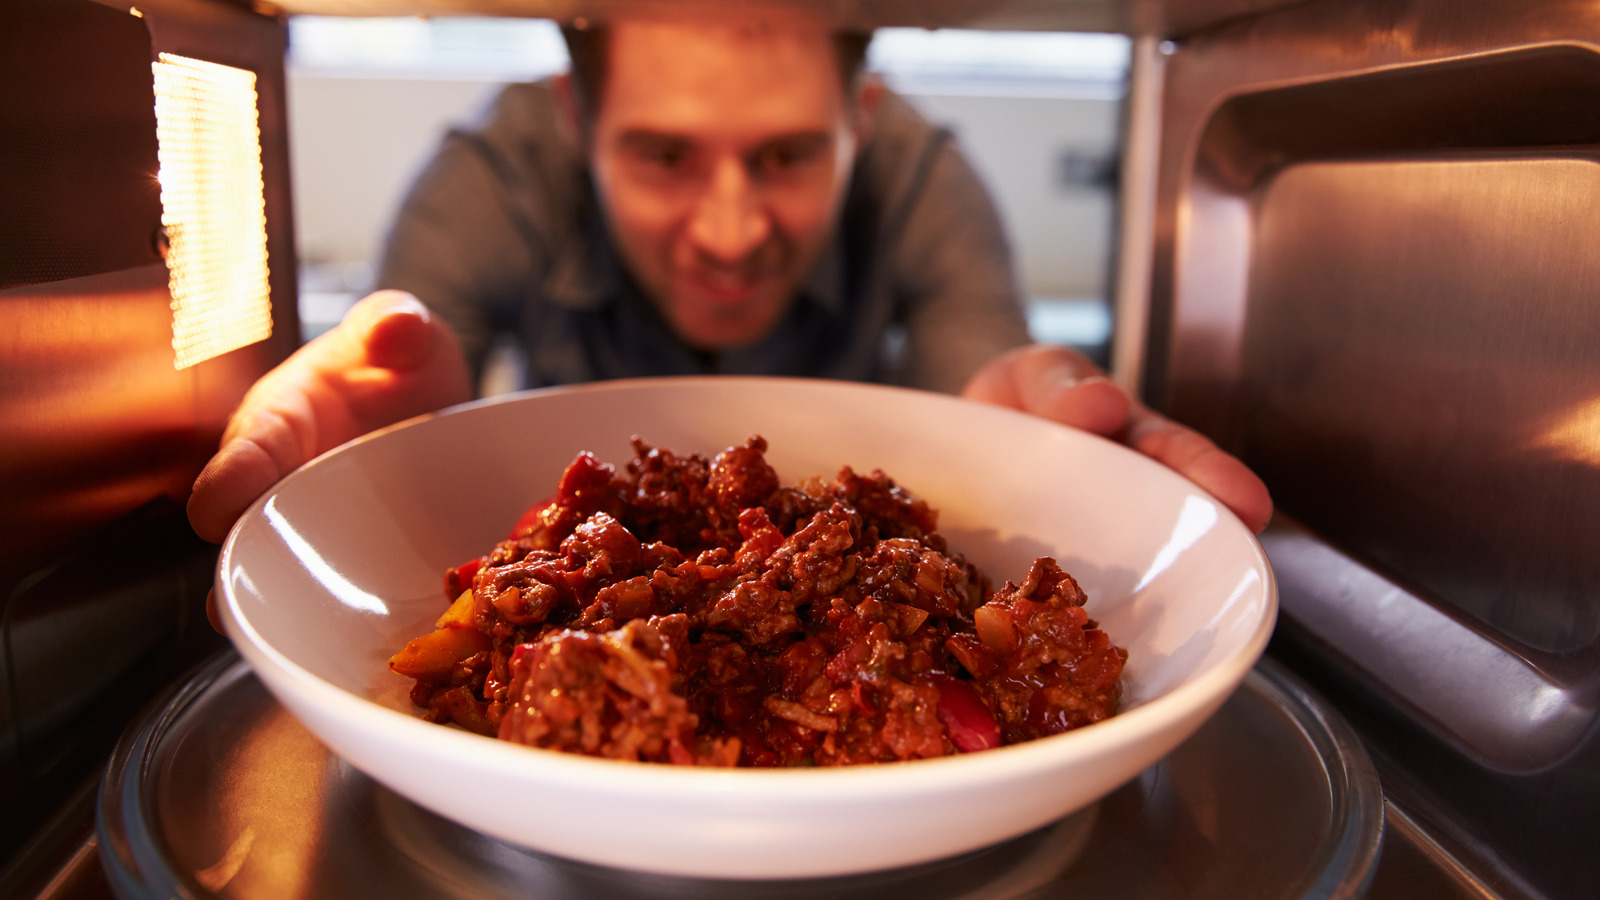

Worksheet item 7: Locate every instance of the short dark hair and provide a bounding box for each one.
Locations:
[560,23,873,125]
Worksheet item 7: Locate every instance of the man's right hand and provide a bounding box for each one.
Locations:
[187,290,472,544]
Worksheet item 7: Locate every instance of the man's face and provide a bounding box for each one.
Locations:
[586,19,862,350]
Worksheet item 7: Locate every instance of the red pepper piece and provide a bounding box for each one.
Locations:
[444,557,483,599]
[930,673,1001,753]
[511,496,557,538]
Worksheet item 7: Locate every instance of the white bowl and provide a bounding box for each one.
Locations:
[217,376,1276,879]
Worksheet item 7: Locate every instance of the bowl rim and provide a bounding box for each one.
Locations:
[218,375,1280,797]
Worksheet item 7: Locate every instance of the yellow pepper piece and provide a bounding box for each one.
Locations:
[388,624,490,681]
[435,589,476,630]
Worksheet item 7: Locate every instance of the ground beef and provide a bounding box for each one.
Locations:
[390,436,1127,767]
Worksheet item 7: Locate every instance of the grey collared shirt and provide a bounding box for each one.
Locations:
[376,80,1030,395]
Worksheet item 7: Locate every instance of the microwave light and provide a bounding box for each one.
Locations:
[153,53,272,370]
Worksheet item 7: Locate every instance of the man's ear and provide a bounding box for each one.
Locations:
[852,75,885,141]
[551,72,585,151]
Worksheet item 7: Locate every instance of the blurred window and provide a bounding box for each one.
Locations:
[287,18,1129,91]
[287,19,1127,360]
[870,29,1128,98]
[288,16,569,79]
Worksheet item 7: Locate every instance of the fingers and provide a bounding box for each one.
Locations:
[188,435,292,543]
[961,345,1130,436]
[963,343,1274,533]
[189,382,321,543]
[206,588,222,634]
[187,291,472,544]
[1126,407,1274,533]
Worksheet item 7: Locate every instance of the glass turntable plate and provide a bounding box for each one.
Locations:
[98,653,1381,899]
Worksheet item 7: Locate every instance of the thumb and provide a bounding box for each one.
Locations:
[963,344,1129,436]
[342,290,439,371]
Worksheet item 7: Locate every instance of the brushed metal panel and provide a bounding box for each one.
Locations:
[1244,156,1600,655]
[0,0,164,291]
[0,0,301,602]
[1145,5,1600,895]
[1,0,299,877]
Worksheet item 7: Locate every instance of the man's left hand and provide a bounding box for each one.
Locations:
[962,344,1273,533]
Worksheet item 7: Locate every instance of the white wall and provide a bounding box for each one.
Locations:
[908,92,1120,300]
[287,73,503,270]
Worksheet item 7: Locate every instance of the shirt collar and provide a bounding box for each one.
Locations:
[800,230,847,315]
[543,181,617,312]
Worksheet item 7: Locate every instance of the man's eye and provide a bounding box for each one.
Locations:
[623,139,694,173]
[645,145,689,168]
[752,140,824,176]
[761,146,799,168]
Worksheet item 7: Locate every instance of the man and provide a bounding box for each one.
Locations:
[186,13,1271,547]
[376,19,1025,394]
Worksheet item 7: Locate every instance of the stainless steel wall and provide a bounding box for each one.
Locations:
[0,0,296,880]
[1142,2,1600,897]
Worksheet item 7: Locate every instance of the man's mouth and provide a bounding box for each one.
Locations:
[685,268,766,305]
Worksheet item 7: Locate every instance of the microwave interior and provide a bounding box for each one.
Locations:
[2,0,1597,898]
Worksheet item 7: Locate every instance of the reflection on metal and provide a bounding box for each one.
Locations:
[1264,516,1598,775]
[1238,153,1600,654]
[1525,395,1600,468]
[153,53,272,370]
[1110,34,1163,393]
[0,266,208,604]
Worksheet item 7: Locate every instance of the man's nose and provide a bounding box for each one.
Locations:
[687,158,771,263]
